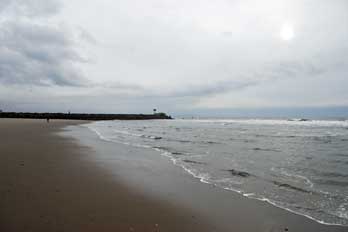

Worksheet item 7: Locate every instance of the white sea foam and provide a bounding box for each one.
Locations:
[186,118,348,128]
[214,178,242,185]
[240,194,346,226]
[86,126,114,143]
[113,129,144,137]
[337,197,348,220]
[85,120,348,227]
[279,169,314,188]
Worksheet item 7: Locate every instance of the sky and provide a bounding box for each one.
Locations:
[0,0,348,116]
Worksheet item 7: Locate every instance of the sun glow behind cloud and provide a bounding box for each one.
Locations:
[280,23,295,41]
[1,0,348,114]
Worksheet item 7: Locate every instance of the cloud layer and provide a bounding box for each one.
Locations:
[1,0,348,115]
[0,0,85,86]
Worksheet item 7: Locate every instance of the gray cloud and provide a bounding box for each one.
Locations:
[263,47,348,82]
[150,80,256,98]
[0,0,87,86]
[0,0,11,11]
[0,0,61,17]
[1,0,348,114]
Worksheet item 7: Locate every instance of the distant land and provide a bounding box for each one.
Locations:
[0,112,172,120]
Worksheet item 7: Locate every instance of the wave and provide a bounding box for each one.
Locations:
[337,200,348,220]
[113,129,143,137]
[329,159,348,165]
[316,179,348,187]
[281,170,314,188]
[244,194,347,226]
[253,133,347,140]
[152,146,187,156]
[87,126,114,143]
[307,168,348,178]
[167,138,221,145]
[253,147,281,152]
[321,172,348,178]
[86,125,153,149]
[111,129,164,140]
[85,122,348,227]
[332,153,348,157]
[190,119,348,128]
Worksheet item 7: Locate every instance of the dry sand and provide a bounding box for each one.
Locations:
[0,119,213,232]
[1,119,347,232]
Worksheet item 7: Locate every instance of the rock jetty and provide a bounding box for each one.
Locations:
[0,112,172,120]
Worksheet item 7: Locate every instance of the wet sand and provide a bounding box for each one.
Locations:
[1,119,347,232]
[65,122,348,232]
[0,119,214,232]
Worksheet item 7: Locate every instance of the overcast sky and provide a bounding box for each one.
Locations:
[0,0,348,116]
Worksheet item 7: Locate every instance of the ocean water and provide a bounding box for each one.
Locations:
[86,119,348,226]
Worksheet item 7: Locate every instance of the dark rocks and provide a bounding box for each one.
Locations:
[226,169,251,178]
[273,181,311,193]
[253,148,280,152]
[183,160,207,165]
[172,152,183,155]
[0,112,172,120]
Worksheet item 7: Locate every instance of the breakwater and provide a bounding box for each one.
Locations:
[0,112,172,120]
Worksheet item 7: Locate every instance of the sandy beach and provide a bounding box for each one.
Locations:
[2,0,347,231]
[1,119,347,232]
[0,119,213,232]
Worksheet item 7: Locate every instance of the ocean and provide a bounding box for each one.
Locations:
[86,118,348,226]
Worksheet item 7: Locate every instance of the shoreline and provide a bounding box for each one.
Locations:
[1,118,346,231]
[83,120,348,228]
[0,119,213,232]
[68,121,347,232]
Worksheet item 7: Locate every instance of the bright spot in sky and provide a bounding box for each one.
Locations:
[280,23,295,41]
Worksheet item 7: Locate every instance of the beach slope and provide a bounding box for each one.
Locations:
[0,119,213,232]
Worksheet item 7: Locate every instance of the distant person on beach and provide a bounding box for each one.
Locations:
[46,118,50,123]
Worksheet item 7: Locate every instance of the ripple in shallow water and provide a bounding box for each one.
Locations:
[87,119,348,226]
